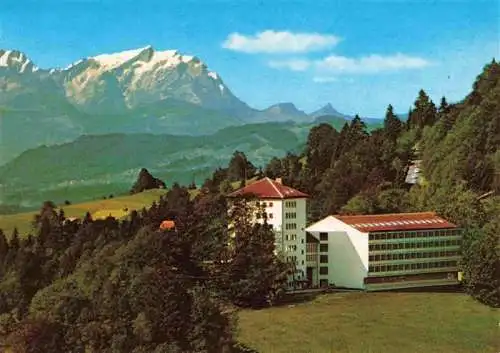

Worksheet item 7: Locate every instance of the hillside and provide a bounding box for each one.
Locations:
[0,189,168,236]
[0,117,379,208]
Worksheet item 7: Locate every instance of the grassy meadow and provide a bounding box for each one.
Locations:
[0,189,169,237]
[0,178,256,237]
[237,291,499,353]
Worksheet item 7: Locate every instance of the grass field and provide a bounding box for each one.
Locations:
[237,291,499,353]
[0,189,169,237]
[0,177,257,237]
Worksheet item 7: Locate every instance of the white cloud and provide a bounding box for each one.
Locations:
[222,30,341,53]
[317,53,431,73]
[267,53,432,80]
[268,59,311,71]
[313,76,338,83]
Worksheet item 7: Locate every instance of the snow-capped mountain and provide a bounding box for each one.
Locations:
[0,49,38,73]
[0,45,351,164]
[32,45,248,114]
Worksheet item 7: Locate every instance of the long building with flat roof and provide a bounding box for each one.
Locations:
[305,212,462,291]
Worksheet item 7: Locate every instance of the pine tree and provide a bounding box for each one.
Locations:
[227,151,256,182]
[383,104,403,142]
[0,228,8,259]
[0,229,9,274]
[409,89,437,129]
[223,197,288,308]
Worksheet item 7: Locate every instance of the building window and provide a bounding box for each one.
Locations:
[256,212,261,219]
[268,213,273,219]
[319,232,328,241]
[319,266,328,275]
[285,223,297,230]
[287,245,297,252]
[320,255,328,263]
[269,202,273,207]
[319,244,328,252]
[286,201,297,208]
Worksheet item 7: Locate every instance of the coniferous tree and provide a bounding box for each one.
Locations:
[222,197,288,308]
[0,228,8,260]
[383,104,403,142]
[130,168,166,194]
[227,151,256,182]
[409,89,437,130]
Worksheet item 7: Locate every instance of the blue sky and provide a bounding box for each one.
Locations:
[0,0,498,117]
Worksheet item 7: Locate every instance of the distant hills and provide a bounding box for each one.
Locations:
[0,117,383,208]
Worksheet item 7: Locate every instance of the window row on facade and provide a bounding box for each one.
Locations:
[369,229,461,241]
[285,234,297,241]
[286,256,306,267]
[369,260,457,273]
[287,244,298,252]
[285,223,297,230]
[369,239,461,251]
[256,212,274,219]
[256,201,273,207]
[369,250,459,262]
[285,201,297,208]
[285,212,297,219]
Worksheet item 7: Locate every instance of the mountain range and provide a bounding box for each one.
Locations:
[0,46,365,164]
[0,46,389,209]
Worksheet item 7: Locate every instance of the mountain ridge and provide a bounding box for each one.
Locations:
[0,117,384,207]
[0,45,379,165]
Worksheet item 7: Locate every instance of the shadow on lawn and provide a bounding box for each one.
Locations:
[386,285,464,294]
[272,291,321,308]
[234,343,260,353]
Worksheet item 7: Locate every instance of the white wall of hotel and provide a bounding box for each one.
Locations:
[256,198,308,282]
[305,216,369,290]
[228,197,308,283]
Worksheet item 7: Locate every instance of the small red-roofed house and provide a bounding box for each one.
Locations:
[160,220,176,231]
[306,212,462,291]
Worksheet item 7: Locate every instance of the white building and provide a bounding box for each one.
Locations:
[227,177,311,289]
[306,212,462,291]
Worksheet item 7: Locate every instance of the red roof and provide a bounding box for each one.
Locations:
[334,212,457,232]
[227,177,309,199]
[160,220,176,230]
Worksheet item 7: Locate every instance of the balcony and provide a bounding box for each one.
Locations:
[306,243,319,267]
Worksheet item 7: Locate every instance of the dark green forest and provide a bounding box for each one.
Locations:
[0,61,498,352]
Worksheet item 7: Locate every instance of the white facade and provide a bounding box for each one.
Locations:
[306,216,369,289]
[253,198,308,286]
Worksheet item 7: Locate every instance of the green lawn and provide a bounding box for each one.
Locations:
[237,292,499,353]
[0,189,169,237]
